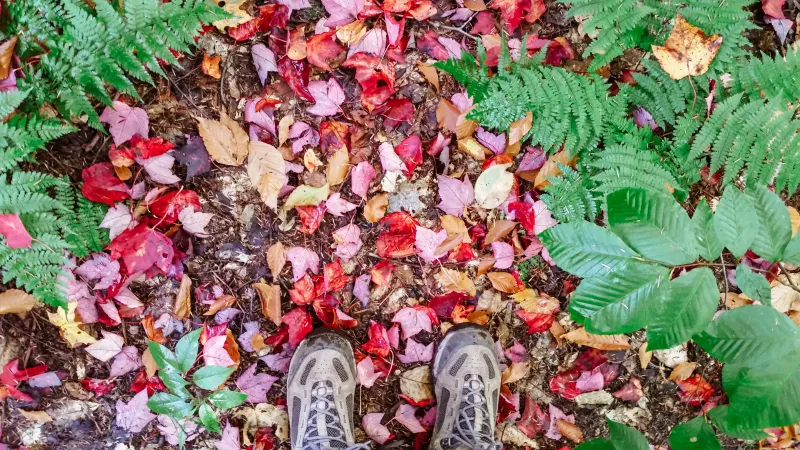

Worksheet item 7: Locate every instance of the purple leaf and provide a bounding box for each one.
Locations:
[99,101,149,146]
[27,372,63,388]
[516,147,546,173]
[286,247,321,281]
[238,321,262,353]
[379,142,405,172]
[76,253,121,290]
[137,153,180,184]
[347,28,387,58]
[476,128,506,154]
[216,421,241,450]
[491,242,515,270]
[394,404,425,433]
[414,226,447,262]
[392,307,432,340]
[437,175,474,217]
[307,78,345,116]
[251,44,278,86]
[174,136,211,180]
[333,224,363,262]
[260,346,294,373]
[353,274,371,307]
[322,0,365,27]
[397,339,434,364]
[326,193,358,216]
[236,363,278,404]
[110,346,141,377]
[115,391,156,433]
[245,99,276,136]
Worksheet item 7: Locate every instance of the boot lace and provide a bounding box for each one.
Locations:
[440,375,502,450]
[302,381,370,450]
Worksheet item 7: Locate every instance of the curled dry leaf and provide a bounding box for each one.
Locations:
[0,289,37,315]
[555,420,583,443]
[173,274,192,320]
[196,112,249,166]
[652,14,722,80]
[364,193,389,223]
[279,115,294,147]
[436,268,477,296]
[253,283,282,325]
[205,295,237,316]
[267,242,287,279]
[668,361,697,381]
[248,141,286,210]
[561,327,630,350]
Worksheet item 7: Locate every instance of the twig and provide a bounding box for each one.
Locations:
[431,23,479,42]
[719,254,728,305]
[779,262,800,291]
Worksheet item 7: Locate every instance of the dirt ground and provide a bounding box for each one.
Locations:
[1,1,796,449]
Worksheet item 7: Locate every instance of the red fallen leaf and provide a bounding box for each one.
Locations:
[228,4,290,41]
[394,136,423,175]
[376,98,414,128]
[372,355,397,376]
[385,12,405,46]
[296,204,326,234]
[417,31,449,60]
[471,12,496,35]
[469,224,487,248]
[265,325,289,348]
[376,233,416,258]
[371,260,396,286]
[342,53,396,111]
[277,56,314,102]
[382,211,418,234]
[289,273,316,306]
[0,359,49,402]
[549,367,581,399]
[516,310,555,333]
[383,0,411,13]
[517,395,548,438]
[252,426,278,450]
[399,394,433,408]
[613,377,643,402]
[527,0,546,23]
[677,374,715,406]
[316,259,351,295]
[562,279,577,296]
[490,0,533,34]
[149,189,202,225]
[412,431,431,450]
[107,223,174,275]
[129,370,167,395]
[110,136,175,167]
[283,307,313,347]
[700,166,721,185]
[362,320,391,357]
[81,162,130,206]
[429,292,471,319]
[447,243,475,263]
[200,322,229,344]
[228,19,260,42]
[408,0,437,20]
[426,133,450,157]
[763,0,786,18]
[574,349,608,371]
[526,36,575,66]
[386,35,409,64]
[598,362,621,386]
[307,31,345,72]
[319,121,352,153]
[508,202,535,234]
[497,385,519,422]
[81,378,116,397]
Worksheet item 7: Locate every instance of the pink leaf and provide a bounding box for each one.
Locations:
[286,247,321,282]
[394,404,425,433]
[333,224,363,262]
[0,214,32,248]
[392,307,432,340]
[362,412,393,444]
[260,346,293,373]
[326,193,358,216]
[245,99,276,136]
[178,206,214,238]
[99,203,132,240]
[307,78,346,116]
[612,377,643,402]
[476,128,506,154]
[388,324,400,349]
[110,346,142,377]
[437,175,474,217]
[414,226,448,262]
[85,331,124,362]
[290,122,320,154]
[99,101,149,146]
[137,153,180,185]
[379,142,405,172]
[27,371,63,388]
[491,241,515,269]
[517,396,547,438]
[115,391,156,433]
[157,415,199,446]
[384,13,405,46]
[252,44,278,86]
[533,200,558,235]
[357,357,381,388]
[353,274,371,307]
[216,421,241,450]
[437,36,463,59]
[238,321,262,353]
[576,370,604,393]
[347,28,387,58]
[277,0,311,9]
[203,335,236,367]
[76,253,121,290]
[516,146,546,173]
[322,0,364,27]
[545,404,575,440]
[504,341,527,363]
[236,363,278,404]
[351,161,377,200]
[397,339,434,364]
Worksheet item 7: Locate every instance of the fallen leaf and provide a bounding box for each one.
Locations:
[205,294,237,316]
[668,361,697,381]
[81,163,130,206]
[351,161,377,200]
[213,0,253,30]
[173,274,192,320]
[282,184,330,211]
[533,150,575,189]
[437,175,474,217]
[475,163,514,209]
[501,361,530,384]
[562,327,630,350]
[399,366,434,404]
[327,147,350,186]
[85,331,124,362]
[283,307,313,346]
[556,420,583,443]
[0,37,18,79]
[19,409,53,423]
[485,220,518,245]
[362,413,394,444]
[116,391,157,433]
[612,377,644,402]
[364,193,389,223]
[216,422,241,450]
[508,112,532,147]
[357,357,382,387]
[418,63,439,91]
[142,348,157,377]
[487,272,524,293]
[392,307,435,339]
[99,204,132,240]
[99,101,149,146]
[247,141,287,210]
[286,246,320,281]
[789,206,800,237]
[436,268,476,296]
[441,215,471,243]
[326,192,358,216]
[237,363,278,404]
[458,136,489,160]
[267,242,287,279]
[398,339,434,364]
[253,283,282,325]
[639,343,652,369]
[178,207,213,238]
[197,112,249,166]
[652,14,723,80]
[307,31,345,72]
[202,54,222,79]
[251,43,277,86]
[307,78,345,116]
[394,404,426,433]
[763,0,786,18]
[287,27,308,60]
[0,289,36,315]
[110,346,142,377]
[48,302,97,347]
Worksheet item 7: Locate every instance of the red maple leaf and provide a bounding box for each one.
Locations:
[107,222,175,275]
[429,292,471,319]
[490,0,533,34]
[296,204,326,234]
[319,121,352,154]
[342,53,396,112]
[148,189,202,225]
[362,321,391,357]
[376,98,415,128]
[549,367,581,399]
[0,360,48,402]
[81,162,130,206]
[677,374,715,406]
[80,378,116,397]
[289,273,316,306]
[508,202,536,234]
[283,307,313,347]
[517,395,548,438]
[306,31,345,72]
[277,56,314,102]
[394,136,423,176]
[376,212,418,258]
[370,260,397,286]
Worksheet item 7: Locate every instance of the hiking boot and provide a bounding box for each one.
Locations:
[431,323,502,450]
[288,328,369,450]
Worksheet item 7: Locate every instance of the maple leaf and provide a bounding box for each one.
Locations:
[149,189,202,224]
[652,14,722,80]
[322,0,364,26]
[0,214,32,248]
[437,175,474,217]
[490,0,532,33]
[81,163,131,206]
[415,226,448,262]
[296,204,326,234]
[362,321,391,357]
[395,136,423,175]
[676,373,715,406]
[178,206,213,237]
[370,260,396,286]
[418,30,449,60]
[107,223,175,275]
[763,0,786,18]
[613,377,644,402]
[357,357,382,388]
[286,246,321,281]
[394,404,425,433]
[283,307,313,346]
[397,339,434,364]
[99,101,149,146]
[517,396,548,438]
[326,193,358,216]
[307,78,346,116]
[353,274,371,306]
[333,224,363,262]
[362,413,395,444]
[85,331,124,362]
[115,390,156,433]
[138,153,180,185]
[491,242,515,269]
[277,56,314,102]
[307,31,345,72]
[99,204,132,240]
[236,363,278,403]
[376,212,418,258]
[110,345,142,377]
[216,422,241,450]
[392,306,434,339]
[204,335,237,367]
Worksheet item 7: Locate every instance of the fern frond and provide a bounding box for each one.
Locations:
[541,164,601,223]
[590,144,687,198]
[434,47,491,102]
[727,48,800,103]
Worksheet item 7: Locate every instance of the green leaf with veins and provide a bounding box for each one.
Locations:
[735,264,771,305]
[570,264,670,335]
[147,392,194,419]
[707,406,769,440]
[692,199,723,261]
[647,267,719,351]
[714,187,759,258]
[192,366,235,391]
[607,188,698,265]
[783,232,800,265]
[577,419,650,450]
[669,416,720,450]
[174,328,202,374]
[159,366,191,399]
[148,340,178,371]
[208,390,248,409]
[747,186,792,262]
[198,403,221,433]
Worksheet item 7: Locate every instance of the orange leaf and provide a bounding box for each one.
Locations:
[562,327,630,350]
[484,220,517,245]
[142,314,168,344]
[253,283,282,325]
[0,37,18,79]
[417,63,439,91]
[533,150,576,189]
[204,294,237,316]
[364,193,389,223]
[508,112,532,146]
[202,54,222,79]
[556,420,583,443]
[652,14,722,80]
[173,274,192,320]
[267,242,287,279]
[487,272,524,293]
[668,361,697,382]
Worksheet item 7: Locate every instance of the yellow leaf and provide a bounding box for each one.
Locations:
[212,0,253,30]
[48,302,97,347]
[668,361,697,381]
[19,410,52,423]
[0,37,18,80]
[303,149,323,172]
[533,150,576,189]
[326,147,350,186]
[0,289,37,315]
[196,112,249,166]
[253,283,282,326]
[417,63,439,91]
[441,215,472,243]
[436,268,476,296]
[267,242,287,279]
[173,274,192,320]
[652,14,722,80]
[364,193,389,223]
[487,272,523,293]
[789,206,800,237]
[508,112,532,146]
[201,54,222,79]
[501,361,530,384]
[336,20,367,45]
[475,163,514,209]
[562,327,630,350]
[278,115,294,147]
[248,141,286,210]
[457,137,488,161]
[400,366,434,404]
[282,184,330,211]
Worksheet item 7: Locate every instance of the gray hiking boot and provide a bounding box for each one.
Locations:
[431,324,502,450]
[288,328,369,450]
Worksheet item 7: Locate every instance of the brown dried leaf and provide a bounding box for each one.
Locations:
[19,410,52,423]
[418,63,440,92]
[205,294,237,316]
[278,115,295,147]
[434,234,464,256]
[550,321,565,344]
[652,14,722,80]
[464,0,486,10]
[789,206,800,237]
[197,112,249,166]
[723,292,752,309]
[0,37,18,79]
[436,98,461,133]
[484,220,517,245]
[364,193,389,223]
[248,141,287,211]
[668,361,697,381]
[639,342,652,369]
[400,366,434,404]
[173,274,192,320]
[458,137,488,161]
[501,361,530,384]
[326,147,350,186]
[267,242,287,279]
[142,314,167,344]
[436,268,476,296]
[556,420,584,443]
[201,54,222,79]
[562,327,630,350]
[0,289,36,315]
[441,215,472,243]
[487,272,523,293]
[142,347,158,378]
[253,283,282,326]
[508,112,532,146]
[533,151,576,189]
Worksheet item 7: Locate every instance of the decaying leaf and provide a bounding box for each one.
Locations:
[48,302,97,347]
[364,193,389,223]
[556,420,583,443]
[789,206,800,237]
[253,283,282,325]
[668,361,697,381]
[173,274,192,320]
[202,54,222,79]
[399,366,434,404]
[652,14,722,80]
[561,327,630,350]
[436,268,476,296]
[639,342,652,369]
[197,112,249,166]
[213,0,252,30]
[0,289,37,315]
[248,141,286,210]
[235,404,289,446]
[19,410,53,423]
[501,361,530,384]
[279,115,294,147]
[267,242,287,278]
